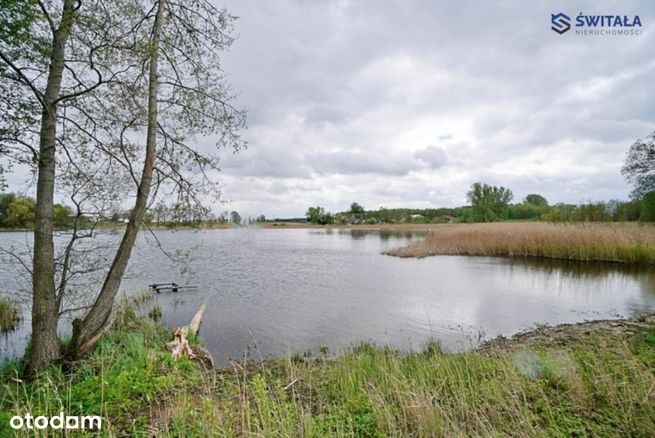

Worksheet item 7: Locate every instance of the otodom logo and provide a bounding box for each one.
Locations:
[551,12,571,34]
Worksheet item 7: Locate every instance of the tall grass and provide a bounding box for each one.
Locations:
[1,304,653,436]
[0,298,20,332]
[387,222,655,263]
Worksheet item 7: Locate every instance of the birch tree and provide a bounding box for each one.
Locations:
[0,0,245,373]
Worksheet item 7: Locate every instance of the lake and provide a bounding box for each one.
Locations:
[1,228,655,365]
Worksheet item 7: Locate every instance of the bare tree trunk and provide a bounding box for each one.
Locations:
[27,0,76,375]
[68,0,165,358]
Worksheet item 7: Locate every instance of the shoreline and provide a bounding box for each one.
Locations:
[2,309,653,435]
[477,313,655,355]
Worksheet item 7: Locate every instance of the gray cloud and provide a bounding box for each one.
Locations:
[306,150,420,176]
[213,0,655,217]
[7,1,652,219]
[414,146,447,169]
[115,0,655,217]
[215,0,654,217]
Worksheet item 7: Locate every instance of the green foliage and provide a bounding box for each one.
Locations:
[542,202,611,223]
[4,195,35,228]
[507,203,543,220]
[467,182,514,222]
[0,192,16,226]
[313,394,380,437]
[304,197,645,226]
[1,307,653,436]
[305,206,333,224]
[0,306,201,435]
[349,202,365,214]
[148,304,163,322]
[143,210,155,225]
[0,0,40,54]
[53,203,72,228]
[574,202,612,222]
[613,199,641,221]
[524,193,549,207]
[0,193,73,228]
[640,191,655,222]
[230,210,241,225]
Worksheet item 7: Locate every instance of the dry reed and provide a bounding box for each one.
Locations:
[387,222,655,264]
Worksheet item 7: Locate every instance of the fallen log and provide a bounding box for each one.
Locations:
[166,302,213,367]
[188,302,205,334]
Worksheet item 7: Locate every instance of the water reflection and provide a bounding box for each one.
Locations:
[1,228,654,366]
[505,257,655,283]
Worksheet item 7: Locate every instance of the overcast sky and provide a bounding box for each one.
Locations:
[5,1,653,219]
[206,0,654,218]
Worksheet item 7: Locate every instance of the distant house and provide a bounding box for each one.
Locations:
[410,214,424,220]
[82,214,108,222]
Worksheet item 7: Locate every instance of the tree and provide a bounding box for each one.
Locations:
[622,131,655,199]
[0,192,16,226]
[306,206,322,223]
[349,202,364,214]
[523,194,548,207]
[305,206,333,224]
[5,196,35,228]
[67,0,245,362]
[1,0,245,372]
[378,207,391,223]
[1,0,80,374]
[466,182,513,222]
[641,191,655,222]
[614,200,641,222]
[53,203,71,228]
[230,211,241,225]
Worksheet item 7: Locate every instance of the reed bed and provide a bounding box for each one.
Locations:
[0,298,20,332]
[387,222,655,263]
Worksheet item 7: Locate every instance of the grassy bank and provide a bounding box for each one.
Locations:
[387,222,655,264]
[1,307,654,436]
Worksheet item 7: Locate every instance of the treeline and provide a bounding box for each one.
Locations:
[0,193,71,229]
[0,193,257,229]
[305,183,655,225]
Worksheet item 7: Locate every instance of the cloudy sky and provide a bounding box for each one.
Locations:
[207,0,655,218]
[5,1,652,218]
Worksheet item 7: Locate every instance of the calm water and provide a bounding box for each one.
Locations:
[1,228,655,365]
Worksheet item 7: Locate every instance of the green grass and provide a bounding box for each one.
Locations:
[0,298,20,332]
[1,307,654,436]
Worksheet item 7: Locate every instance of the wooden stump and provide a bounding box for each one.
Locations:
[166,303,213,367]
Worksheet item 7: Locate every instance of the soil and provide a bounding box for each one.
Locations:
[477,313,655,356]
